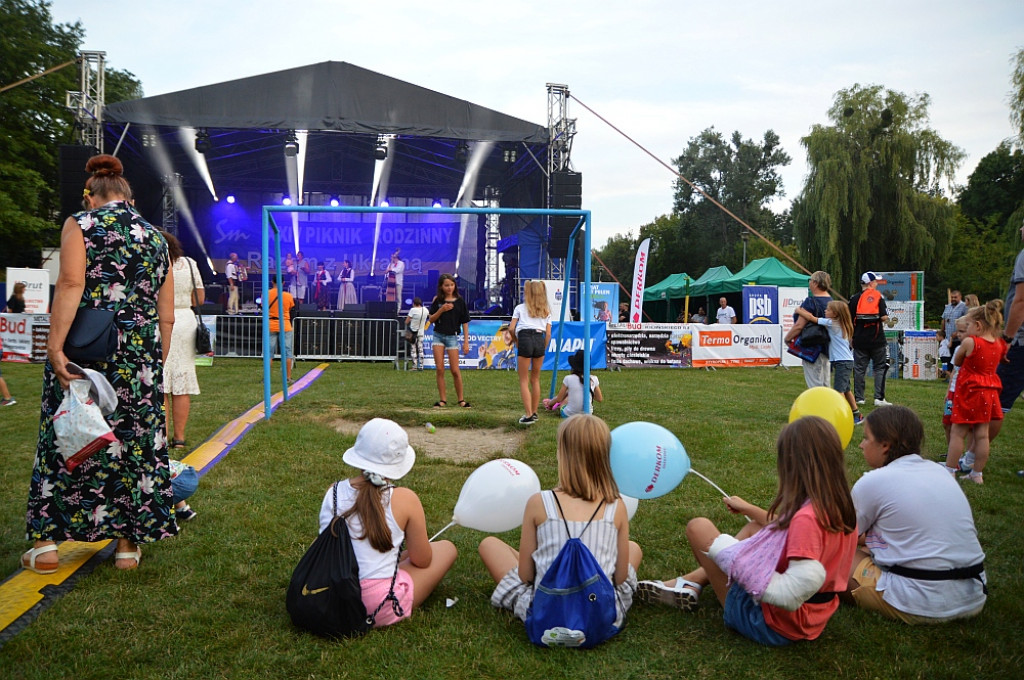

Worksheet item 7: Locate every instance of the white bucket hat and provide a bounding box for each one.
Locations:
[342,418,416,480]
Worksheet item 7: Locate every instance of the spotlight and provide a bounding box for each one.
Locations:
[432,200,443,208]
[455,141,469,163]
[503,147,517,164]
[282,196,292,206]
[195,129,212,154]
[329,197,340,207]
[284,131,299,157]
[380,199,390,207]
[226,195,236,204]
[374,134,388,161]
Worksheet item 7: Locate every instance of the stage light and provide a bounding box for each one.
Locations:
[374,134,388,161]
[284,131,299,157]
[195,129,212,154]
[503,147,517,164]
[455,141,469,163]
[282,196,293,206]
[330,197,340,207]
[226,195,236,204]
[432,199,443,208]
[380,199,390,207]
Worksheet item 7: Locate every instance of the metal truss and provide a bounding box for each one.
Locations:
[545,83,576,283]
[66,51,106,152]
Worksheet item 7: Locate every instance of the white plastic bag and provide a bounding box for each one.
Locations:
[53,379,118,471]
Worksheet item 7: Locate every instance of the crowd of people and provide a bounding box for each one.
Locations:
[9,155,1011,651]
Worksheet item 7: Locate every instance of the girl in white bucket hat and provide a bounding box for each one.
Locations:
[317,418,457,627]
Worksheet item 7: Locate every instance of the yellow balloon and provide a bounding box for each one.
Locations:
[788,386,854,448]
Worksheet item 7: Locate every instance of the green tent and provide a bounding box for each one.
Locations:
[720,257,809,290]
[642,273,694,322]
[687,265,735,298]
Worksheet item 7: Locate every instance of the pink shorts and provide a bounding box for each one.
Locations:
[361,569,414,627]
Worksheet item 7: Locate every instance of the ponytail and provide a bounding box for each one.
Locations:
[341,472,394,552]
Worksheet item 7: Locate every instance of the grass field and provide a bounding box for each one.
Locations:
[1,359,1022,680]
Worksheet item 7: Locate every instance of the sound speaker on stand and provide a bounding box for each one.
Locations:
[549,171,582,259]
[59,145,99,218]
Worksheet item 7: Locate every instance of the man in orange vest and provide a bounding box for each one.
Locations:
[267,277,296,382]
[849,271,891,406]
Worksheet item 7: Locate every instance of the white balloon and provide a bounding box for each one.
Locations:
[453,458,541,532]
[621,494,639,521]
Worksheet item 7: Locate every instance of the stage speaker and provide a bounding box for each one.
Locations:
[59,145,99,218]
[367,301,397,318]
[549,171,583,259]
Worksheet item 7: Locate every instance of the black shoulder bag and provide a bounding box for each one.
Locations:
[187,260,212,355]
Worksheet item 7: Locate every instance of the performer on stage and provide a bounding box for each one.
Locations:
[313,263,332,311]
[295,251,310,303]
[283,252,297,299]
[225,252,241,314]
[387,250,406,308]
[337,259,357,310]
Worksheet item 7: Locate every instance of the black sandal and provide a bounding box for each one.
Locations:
[458,400,472,408]
[433,400,447,408]
[170,439,187,449]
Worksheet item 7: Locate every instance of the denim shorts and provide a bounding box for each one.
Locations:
[432,331,460,350]
[171,465,199,504]
[269,330,294,357]
[832,360,853,394]
[723,584,792,646]
[516,330,546,359]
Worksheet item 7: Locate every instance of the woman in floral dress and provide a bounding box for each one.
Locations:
[23,155,177,573]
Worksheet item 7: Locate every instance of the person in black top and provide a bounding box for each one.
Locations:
[427,274,471,407]
[4,282,26,313]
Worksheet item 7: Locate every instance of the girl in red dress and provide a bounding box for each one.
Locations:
[945,300,1007,484]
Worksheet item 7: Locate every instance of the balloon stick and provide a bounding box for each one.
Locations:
[430,520,457,543]
[688,468,731,499]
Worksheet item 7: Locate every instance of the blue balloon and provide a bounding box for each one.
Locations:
[609,422,690,499]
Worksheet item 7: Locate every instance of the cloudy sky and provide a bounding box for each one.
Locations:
[49,0,1023,247]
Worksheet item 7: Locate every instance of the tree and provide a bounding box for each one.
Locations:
[0,0,143,269]
[792,84,963,295]
[671,128,792,274]
[958,142,1024,223]
[1011,48,1024,148]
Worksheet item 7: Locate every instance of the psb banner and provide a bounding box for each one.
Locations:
[607,323,695,367]
[691,324,782,368]
[581,282,618,325]
[1,313,49,362]
[742,285,778,323]
[423,321,606,370]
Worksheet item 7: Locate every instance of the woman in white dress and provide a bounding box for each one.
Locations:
[337,259,358,310]
[161,231,204,450]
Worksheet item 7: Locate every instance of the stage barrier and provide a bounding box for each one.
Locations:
[212,315,399,361]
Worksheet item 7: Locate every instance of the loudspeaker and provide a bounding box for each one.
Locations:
[367,301,397,318]
[551,171,582,208]
[59,145,98,218]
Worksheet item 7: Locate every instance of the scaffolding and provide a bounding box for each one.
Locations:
[161,173,182,235]
[482,185,502,306]
[545,83,577,293]
[66,51,106,153]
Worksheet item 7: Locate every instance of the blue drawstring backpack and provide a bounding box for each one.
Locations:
[525,493,619,649]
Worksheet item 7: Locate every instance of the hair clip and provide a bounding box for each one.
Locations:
[82,188,92,197]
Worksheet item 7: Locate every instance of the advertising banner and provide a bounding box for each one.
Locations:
[581,282,618,325]
[884,301,924,331]
[903,329,939,380]
[628,238,651,325]
[543,279,567,321]
[742,285,778,324]
[1,313,49,362]
[875,271,925,302]
[691,324,782,368]
[779,286,806,368]
[423,321,606,370]
[6,268,50,313]
[606,323,694,367]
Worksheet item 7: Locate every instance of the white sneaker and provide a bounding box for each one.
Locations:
[958,451,976,474]
[856,399,865,405]
[874,398,893,406]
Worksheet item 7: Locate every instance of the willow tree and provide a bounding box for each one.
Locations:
[792,85,964,295]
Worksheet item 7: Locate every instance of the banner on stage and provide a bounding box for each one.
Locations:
[691,324,782,368]
[1,313,49,362]
[6,268,50,313]
[581,282,618,325]
[606,323,694,368]
[422,321,606,370]
[742,285,778,324]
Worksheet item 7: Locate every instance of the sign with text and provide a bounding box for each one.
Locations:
[779,287,806,368]
[581,282,619,325]
[1,313,49,362]
[691,324,782,368]
[742,285,778,324]
[5,268,50,313]
[606,323,694,368]
[422,321,606,370]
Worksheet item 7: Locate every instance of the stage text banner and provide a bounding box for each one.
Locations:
[691,324,782,368]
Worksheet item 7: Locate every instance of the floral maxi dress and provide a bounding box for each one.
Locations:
[26,201,179,544]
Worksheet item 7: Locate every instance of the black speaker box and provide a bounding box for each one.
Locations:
[59,145,99,218]
[367,301,397,319]
[551,170,582,208]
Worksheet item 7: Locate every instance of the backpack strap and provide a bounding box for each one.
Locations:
[550,491,603,541]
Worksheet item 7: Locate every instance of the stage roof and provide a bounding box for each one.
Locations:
[104,61,548,143]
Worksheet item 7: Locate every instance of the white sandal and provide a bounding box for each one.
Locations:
[114,548,142,570]
[637,577,702,611]
[21,544,59,575]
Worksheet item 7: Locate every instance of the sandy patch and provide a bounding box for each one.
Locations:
[331,419,524,463]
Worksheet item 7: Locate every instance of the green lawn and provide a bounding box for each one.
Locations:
[1,359,1022,679]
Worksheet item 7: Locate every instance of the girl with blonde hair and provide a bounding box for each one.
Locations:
[795,299,862,424]
[509,280,552,424]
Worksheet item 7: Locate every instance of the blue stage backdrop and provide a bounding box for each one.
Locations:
[203,200,460,276]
